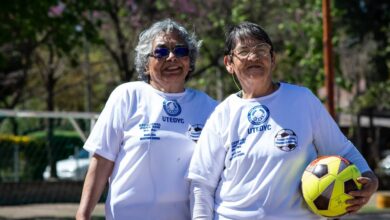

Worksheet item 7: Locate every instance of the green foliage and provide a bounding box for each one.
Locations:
[335,0,390,113]
[28,130,83,160]
[272,1,326,92]
[0,0,388,116]
[0,135,45,181]
[231,0,250,23]
[352,80,390,113]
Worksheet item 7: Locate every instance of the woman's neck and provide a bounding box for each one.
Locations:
[150,81,185,93]
[241,81,278,99]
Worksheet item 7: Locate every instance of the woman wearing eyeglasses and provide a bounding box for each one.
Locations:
[76,19,217,220]
[187,22,378,219]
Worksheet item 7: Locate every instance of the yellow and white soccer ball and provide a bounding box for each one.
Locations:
[301,155,362,217]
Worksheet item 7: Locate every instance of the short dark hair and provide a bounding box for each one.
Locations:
[224,22,274,56]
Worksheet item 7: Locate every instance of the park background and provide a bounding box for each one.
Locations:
[0,0,389,214]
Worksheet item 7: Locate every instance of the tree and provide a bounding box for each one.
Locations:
[335,0,390,112]
[35,1,98,179]
[0,0,54,134]
[78,0,160,82]
[0,0,98,179]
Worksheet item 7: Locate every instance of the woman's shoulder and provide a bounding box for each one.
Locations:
[280,82,309,91]
[280,82,316,97]
[105,82,151,104]
[204,94,238,130]
[116,81,147,89]
[279,82,322,109]
[186,88,218,104]
[210,94,236,114]
[112,81,151,94]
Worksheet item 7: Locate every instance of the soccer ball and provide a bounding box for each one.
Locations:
[301,155,362,217]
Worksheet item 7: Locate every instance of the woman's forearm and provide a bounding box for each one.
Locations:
[190,180,215,220]
[76,154,114,220]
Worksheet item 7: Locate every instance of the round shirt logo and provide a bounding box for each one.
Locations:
[187,124,203,141]
[247,105,270,125]
[274,129,298,152]
[163,100,181,116]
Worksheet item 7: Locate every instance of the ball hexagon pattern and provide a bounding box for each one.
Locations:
[301,156,362,217]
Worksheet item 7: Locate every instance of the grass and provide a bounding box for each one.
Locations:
[360,205,390,213]
[359,192,390,214]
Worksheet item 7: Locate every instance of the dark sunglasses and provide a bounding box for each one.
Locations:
[150,46,189,59]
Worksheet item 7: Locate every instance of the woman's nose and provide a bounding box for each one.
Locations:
[166,51,177,61]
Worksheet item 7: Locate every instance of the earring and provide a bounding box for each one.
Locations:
[231,73,241,91]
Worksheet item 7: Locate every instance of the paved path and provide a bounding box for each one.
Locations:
[0,203,104,219]
[1,193,390,219]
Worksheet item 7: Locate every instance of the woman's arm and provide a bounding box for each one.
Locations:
[76,154,114,220]
[190,180,216,220]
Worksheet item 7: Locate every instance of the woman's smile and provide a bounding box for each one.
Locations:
[163,65,183,74]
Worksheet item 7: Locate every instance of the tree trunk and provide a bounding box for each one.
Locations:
[47,77,56,179]
[46,47,57,179]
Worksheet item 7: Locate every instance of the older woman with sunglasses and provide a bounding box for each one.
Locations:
[187,22,378,219]
[76,19,217,220]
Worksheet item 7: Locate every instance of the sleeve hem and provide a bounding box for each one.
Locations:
[187,172,219,188]
[84,144,116,162]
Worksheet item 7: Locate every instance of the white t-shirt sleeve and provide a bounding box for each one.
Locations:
[190,180,215,220]
[309,90,371,173]
[188,111,227,188]
[84,85,129,161]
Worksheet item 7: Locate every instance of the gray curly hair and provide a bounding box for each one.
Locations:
[135,19,201,82]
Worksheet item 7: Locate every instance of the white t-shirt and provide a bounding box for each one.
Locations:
[84,81,217,220]
[188,82,371,220]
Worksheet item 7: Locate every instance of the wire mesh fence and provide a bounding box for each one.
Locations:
[0,133,85,182]
[0,110,99,204]
[1,110,390,205]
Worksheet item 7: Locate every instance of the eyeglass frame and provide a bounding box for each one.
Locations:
[230,43,272,59]
[148,46,190,59]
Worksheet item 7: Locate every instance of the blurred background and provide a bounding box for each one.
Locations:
[0,0,389,205]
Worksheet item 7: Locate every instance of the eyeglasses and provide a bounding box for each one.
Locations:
[231,43,271,59]
[149,46,189,59]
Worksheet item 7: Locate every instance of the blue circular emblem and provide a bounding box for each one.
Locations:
[247,105,270,125]
[163,100,181,116]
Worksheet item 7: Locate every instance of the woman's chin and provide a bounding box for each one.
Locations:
[246,70,266,78]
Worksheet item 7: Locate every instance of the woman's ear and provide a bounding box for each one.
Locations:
[144,65,150,75]
[224,55,234,74]
[271,51,276,70]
